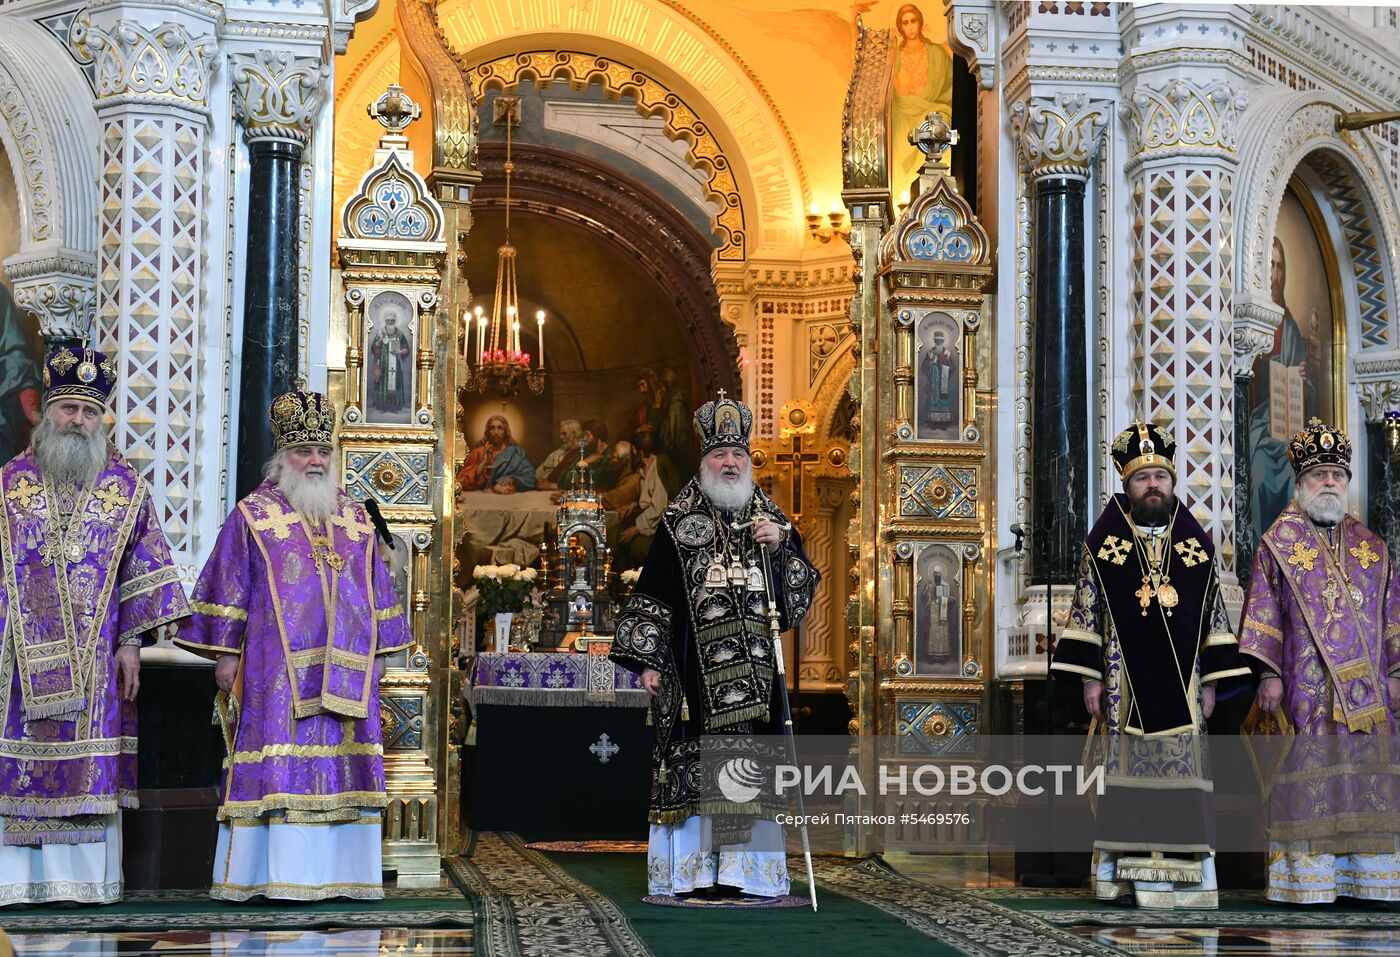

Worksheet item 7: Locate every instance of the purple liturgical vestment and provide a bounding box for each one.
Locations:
[1240,504,1400,890]
[176,482,411,828]
[0,450,188,850]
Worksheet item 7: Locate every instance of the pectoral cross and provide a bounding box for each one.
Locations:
[1321,578,1342,626]
[1136,577,1155,616]
[310,542,346,572]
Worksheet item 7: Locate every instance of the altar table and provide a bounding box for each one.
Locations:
[466,652,650,838]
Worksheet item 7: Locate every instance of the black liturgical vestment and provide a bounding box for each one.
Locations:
[611,478,818,844]
[1052,494,1248,854]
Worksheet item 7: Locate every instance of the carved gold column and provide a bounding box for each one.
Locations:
[335,86,450,879]
[396,0,481,859]
[872,119,992,852]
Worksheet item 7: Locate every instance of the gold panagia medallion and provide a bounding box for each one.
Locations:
[1156,581,1179,610]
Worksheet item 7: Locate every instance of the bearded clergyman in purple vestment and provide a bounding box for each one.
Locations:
[175,391,411,902]
[0,348,189,906]
[1240,420,1400,905]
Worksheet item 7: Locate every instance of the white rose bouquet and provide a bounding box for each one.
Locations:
[473,563,538,617]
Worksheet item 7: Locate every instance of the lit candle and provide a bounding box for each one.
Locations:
[536,310,545,370]
[512,320,520,361]
[506,306,516,355]
[473,306,485,365]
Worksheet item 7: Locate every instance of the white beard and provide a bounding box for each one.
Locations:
[268,457,341,524]
[32,416,107,490]
[699,464,754,513]
[1297,483,1347,526]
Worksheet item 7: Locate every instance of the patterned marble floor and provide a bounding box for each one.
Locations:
[1072,927,1400,955]
[3,928,475,956]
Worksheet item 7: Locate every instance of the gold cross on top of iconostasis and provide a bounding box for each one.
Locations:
[751,399,851,532]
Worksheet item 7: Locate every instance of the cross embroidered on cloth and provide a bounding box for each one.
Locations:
[1350,540,1380,570]
[1175,538,1208,567]
[5,477,42,509]
[248,501,302,540]
[1287,541,1318,571]
[92,480,130,517]
[1098,536,1131,565]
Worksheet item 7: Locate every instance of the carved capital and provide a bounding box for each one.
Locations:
[4,251,99,342]
[1358,379,1400,423]
[1123,79,1247,158]
[1010,94,1111,179]
[230,49,329,146]
[1232,295,1283,377]
[70,16,218,110]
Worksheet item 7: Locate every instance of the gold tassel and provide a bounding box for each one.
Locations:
[681,695,690,722]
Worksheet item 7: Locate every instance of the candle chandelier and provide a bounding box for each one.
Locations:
[462,95,547,397]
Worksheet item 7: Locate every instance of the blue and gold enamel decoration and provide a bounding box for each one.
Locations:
[269,390,337,452]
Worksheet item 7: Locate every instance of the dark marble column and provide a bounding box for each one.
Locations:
[1366,421,1400,556]
[236,136,303,499]
[1234,373,1256,588]
[1031,174,1088,583]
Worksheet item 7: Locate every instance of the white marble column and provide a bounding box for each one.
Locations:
[70,0,220,568]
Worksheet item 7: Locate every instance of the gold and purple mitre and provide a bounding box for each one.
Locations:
[43,347,117,407]
[1287,418,1352,477]
[1110,421,1177,482]
[269,390,336,452]
[693,390,753,455]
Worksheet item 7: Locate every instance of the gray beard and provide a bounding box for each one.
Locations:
[699,468,754,513]
[1297,484,1346,526]
[31,417,107,490]
[275,466,340,524]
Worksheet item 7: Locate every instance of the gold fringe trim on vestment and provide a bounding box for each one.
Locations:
[217,790,388,821]
[1115,857,1203,884]
[211,881,385,902]
[648,800,770,825]
[229,740,382,765]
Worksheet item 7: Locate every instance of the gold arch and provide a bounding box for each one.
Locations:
[470,50,745,262]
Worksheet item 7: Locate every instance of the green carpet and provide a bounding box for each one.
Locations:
[552,851,958,956]
[0,884,472,934]
[450,832,1127,956]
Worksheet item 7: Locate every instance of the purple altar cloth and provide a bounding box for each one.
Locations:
[471,652,647,707]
